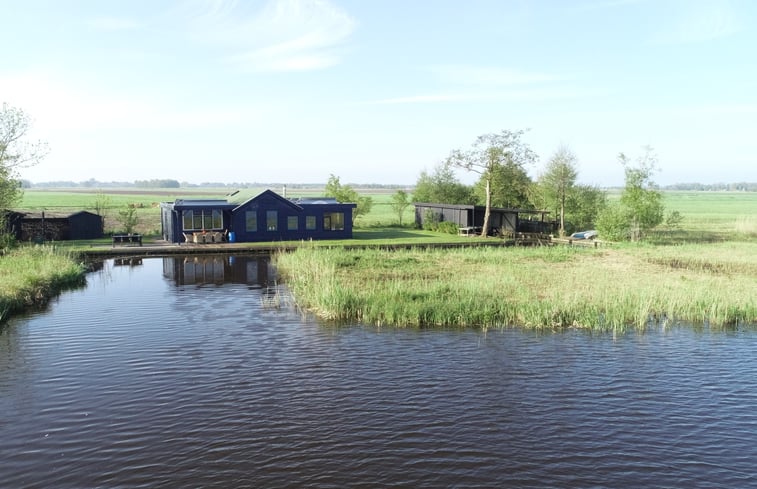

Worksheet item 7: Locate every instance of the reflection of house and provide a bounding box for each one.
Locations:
[159,189,357,244]
[414,203,556,235]
[3,210,104,241]
[162,255,274,286]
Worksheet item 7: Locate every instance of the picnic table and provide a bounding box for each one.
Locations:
[112,234,143,247]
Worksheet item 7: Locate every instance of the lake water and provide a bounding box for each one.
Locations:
[1,255,756,488]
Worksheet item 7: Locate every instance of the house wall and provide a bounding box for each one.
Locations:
[161,204,234,243]
[231,195,354,242]
[161,193,355,244]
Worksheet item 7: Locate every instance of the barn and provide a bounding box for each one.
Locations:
[3,210,104,242]
[414,203,556,235]
[160,189,357,244]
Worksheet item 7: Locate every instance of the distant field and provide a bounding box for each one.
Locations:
[18,188,756,240]
[658,191,757,241]
[18,187,411,235]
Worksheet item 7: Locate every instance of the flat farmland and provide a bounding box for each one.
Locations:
[18,187,757,240]
[19,187,412,235]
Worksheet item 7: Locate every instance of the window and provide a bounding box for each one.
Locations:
[245,211,257,232]
[324,212,344,231]
[266,210,278,231]
[193,211,203,230]
[183,211,193,230]
[306,216,316,230]
[287,216,298,230]
[183,209,224,231]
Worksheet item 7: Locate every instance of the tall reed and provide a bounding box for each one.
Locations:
[275,243,757,330]
[0,246,86,323]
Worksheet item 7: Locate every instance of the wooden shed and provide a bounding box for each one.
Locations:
[414,203,555,235]
[3,210,104,241]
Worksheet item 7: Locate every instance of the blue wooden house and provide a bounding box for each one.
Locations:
[160,189,357,244]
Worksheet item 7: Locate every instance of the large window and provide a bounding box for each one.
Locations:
[287,216,298,231]
[306,216,316,230]
[182,209,223,231]
[266,210,278,231]
[245,211,257,232]
[324,212,344,231]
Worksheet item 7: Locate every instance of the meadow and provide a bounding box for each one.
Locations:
[18,186,415,235]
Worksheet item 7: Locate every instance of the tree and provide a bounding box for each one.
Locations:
[116,205,139,234]
[565,184,607,233]
[324,174,373,225]
[473,158,533,209]
[539,145,578,236]
[447,130,536,237]
[0,103,48,210]
[619,147,664,241]
[92,190,112,231]
[412,162,473,205]
[390,189,411,226]
[596,147,664,242]
[595,201,629,241]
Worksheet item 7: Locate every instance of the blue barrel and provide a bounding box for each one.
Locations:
[228,231,236,243]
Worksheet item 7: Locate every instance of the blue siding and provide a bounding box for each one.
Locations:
[231,191,355,242]
[160,190,355,243]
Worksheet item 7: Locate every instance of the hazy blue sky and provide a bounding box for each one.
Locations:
[2,0,755,186]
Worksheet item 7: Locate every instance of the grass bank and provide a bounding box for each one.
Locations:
[275,242,757,330]
[0,246,87,324]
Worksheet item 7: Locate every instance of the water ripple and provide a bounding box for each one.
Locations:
[1,256,757,488]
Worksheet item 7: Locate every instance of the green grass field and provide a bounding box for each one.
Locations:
[18,187,416,236]
[18,187,757,241]
[661,191,757,239]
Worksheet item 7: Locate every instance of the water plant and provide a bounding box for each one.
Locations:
[275,243,757,331]
[0,245,86,324]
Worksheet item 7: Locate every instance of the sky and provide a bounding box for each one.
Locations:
[1,0,755,187]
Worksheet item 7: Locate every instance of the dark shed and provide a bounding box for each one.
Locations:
[414,203,555,235]
[3,210,104,241]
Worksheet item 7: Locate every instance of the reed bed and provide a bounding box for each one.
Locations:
[275,242,757,330]
[0,246,87,323]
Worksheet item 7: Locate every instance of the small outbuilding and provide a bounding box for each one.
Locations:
[3,210,104,241]
[160,189,357,244]
[414,203,556,235]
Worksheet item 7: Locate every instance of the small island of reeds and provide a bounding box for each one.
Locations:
[0,246,87,324]
[275,242,757,330]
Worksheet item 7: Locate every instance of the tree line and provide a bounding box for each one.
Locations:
[397,129,667,241]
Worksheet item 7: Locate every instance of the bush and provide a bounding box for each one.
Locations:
[595,202,629,241]
[437,221,459,234]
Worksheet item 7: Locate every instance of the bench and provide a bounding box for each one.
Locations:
[112,234,143,247]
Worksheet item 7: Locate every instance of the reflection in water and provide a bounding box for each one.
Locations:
[113,257,143,267]
[162,255,275,287]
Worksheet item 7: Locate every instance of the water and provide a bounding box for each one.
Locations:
[1,255,757,488]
